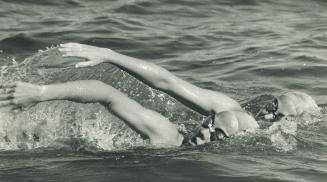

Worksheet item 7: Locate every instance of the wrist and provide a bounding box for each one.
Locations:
[38,85,48,101]
[103,48,116,63]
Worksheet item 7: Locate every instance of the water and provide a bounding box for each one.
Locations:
[0,0,327,181]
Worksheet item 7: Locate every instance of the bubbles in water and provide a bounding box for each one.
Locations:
[0,58,28,84]
[265,111,324,152]
[268,117,298,152]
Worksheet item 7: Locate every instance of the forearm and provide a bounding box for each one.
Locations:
[106,50,179,90]
[40,80,121,104]
[104,52,211,114]
[40,80,180,142]
[104,50,238,115]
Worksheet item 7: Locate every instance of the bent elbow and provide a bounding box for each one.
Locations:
[152,76,178,91]
[152,79,169,90]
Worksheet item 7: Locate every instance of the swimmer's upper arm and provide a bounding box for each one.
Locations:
[159,77,240,115]
[214,111,239,137]
[108,95,182,146]
[106,51,239,115]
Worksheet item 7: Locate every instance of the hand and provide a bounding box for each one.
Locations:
[59,43,113,68]
[0,82,42,112]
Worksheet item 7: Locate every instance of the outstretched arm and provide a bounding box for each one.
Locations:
[0,81,183,146]
[59,43,241,115]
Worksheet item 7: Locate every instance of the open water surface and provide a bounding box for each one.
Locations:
[0,0,327,181]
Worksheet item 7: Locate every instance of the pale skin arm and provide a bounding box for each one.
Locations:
[0,81,183,146]
[59,43,242,115]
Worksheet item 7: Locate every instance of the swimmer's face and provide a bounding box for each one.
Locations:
[257,98,283,121]
[190,126,227,145]
[190,127,211,145]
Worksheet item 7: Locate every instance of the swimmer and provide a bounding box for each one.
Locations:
[0,43,258,147]
[256,91,319,121]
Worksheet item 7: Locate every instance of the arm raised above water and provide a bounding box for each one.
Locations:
[0,81,183,146]
[59,43,242,115]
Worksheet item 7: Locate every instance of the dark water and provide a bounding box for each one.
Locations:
[0,0,327,181]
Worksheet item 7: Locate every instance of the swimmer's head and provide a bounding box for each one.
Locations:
[189,114,228,145]
[256,98,284,121]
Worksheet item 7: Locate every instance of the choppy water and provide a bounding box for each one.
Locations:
[0,0,327,181]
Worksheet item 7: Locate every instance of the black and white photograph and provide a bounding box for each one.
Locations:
[0,0,326,181]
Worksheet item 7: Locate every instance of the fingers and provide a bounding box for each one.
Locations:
[0,93,14,100]
[0,83,17,108]
[58,46,84,58]
[0,82,16,89]
[0,83,16,99]
[0,100,14,107]
[60,42,82,48]
[58,47,72,54]
[58,47,92,68]
[75,61,93,68]
[4,88,15,94]
[59,49,76,57]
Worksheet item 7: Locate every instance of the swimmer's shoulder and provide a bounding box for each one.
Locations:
[216,110,259,131]
[231,110,259,130]
[278,91,318,112]
[148,127,185,147]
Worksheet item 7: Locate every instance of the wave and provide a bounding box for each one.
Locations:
[1,0,83,7]
[0,34,47,55]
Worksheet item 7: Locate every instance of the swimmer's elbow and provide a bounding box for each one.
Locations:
[152,74,179,91]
